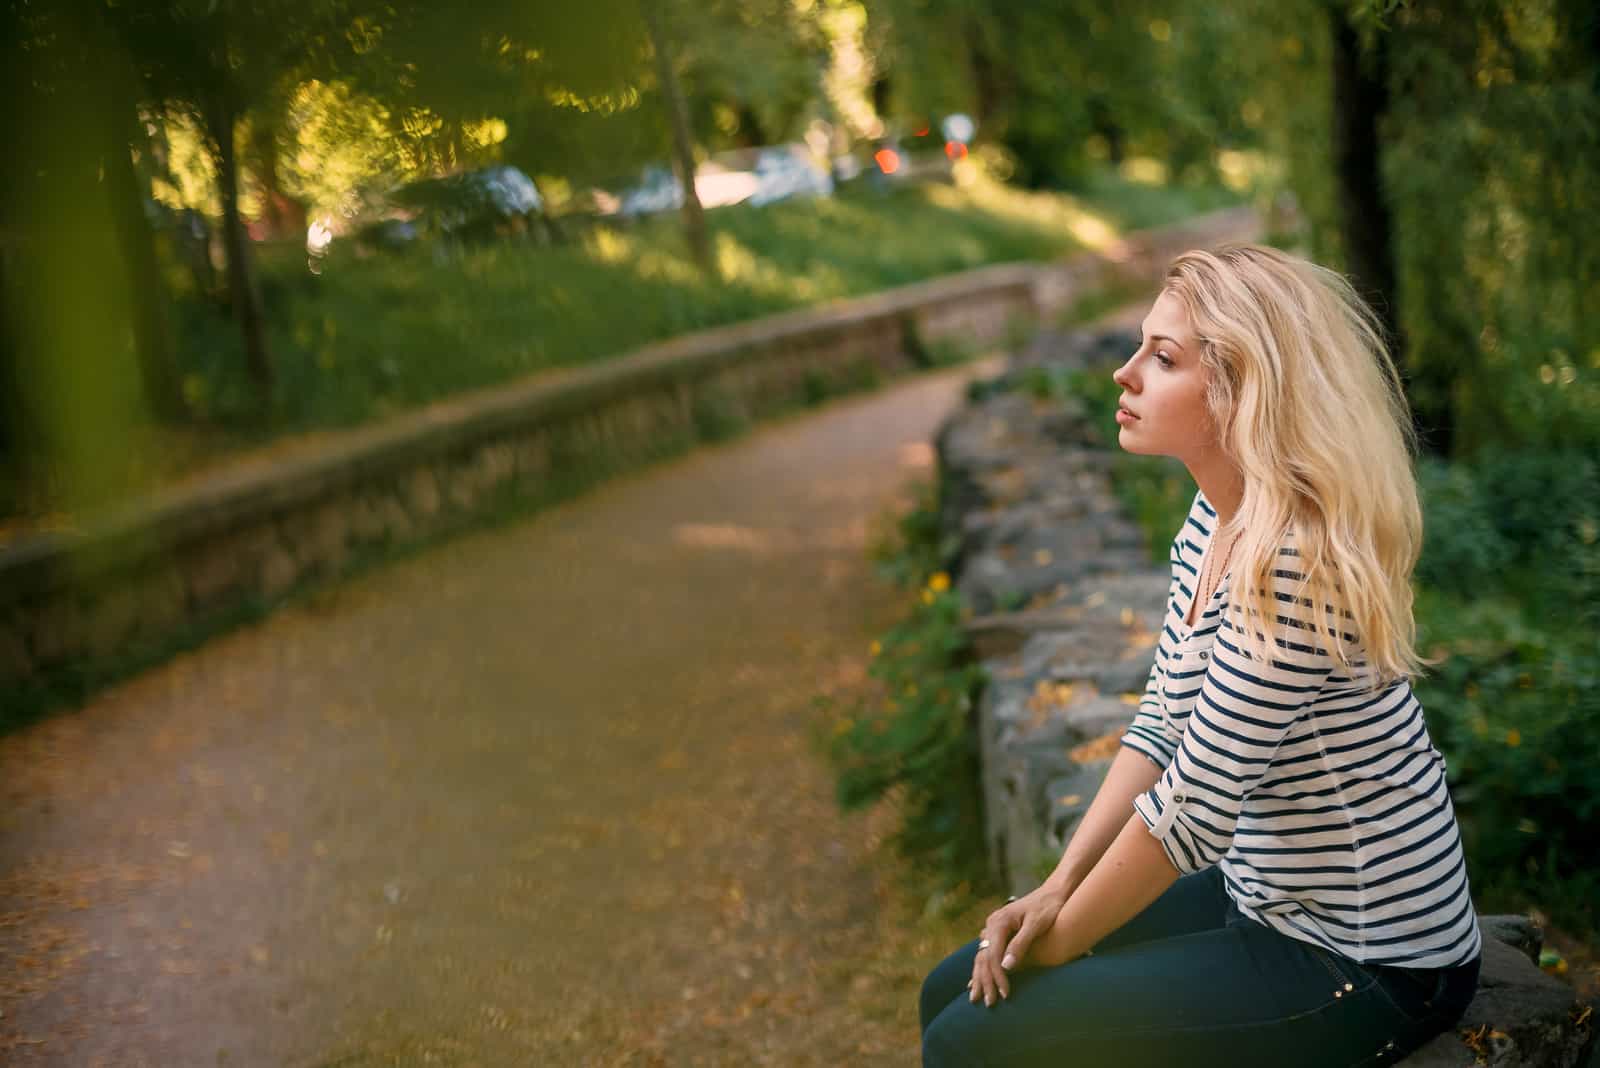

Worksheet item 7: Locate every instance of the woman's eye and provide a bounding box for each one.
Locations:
[1155,350,1174,368]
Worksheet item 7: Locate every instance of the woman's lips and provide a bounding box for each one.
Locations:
[1116,406,1139,423]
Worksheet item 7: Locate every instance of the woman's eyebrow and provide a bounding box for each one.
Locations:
[1139,327,1187,353]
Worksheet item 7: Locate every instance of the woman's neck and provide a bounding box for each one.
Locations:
[1193,467,1244,533]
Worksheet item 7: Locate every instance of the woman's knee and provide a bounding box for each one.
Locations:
[919,940,980,1034]
[921,998,1041,1068]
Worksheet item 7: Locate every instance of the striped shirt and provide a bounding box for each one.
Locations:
[1120,488,1484,969]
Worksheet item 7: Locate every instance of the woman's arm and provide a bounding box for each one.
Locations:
[1038,745,1166,897]
[1033,810,1182,967]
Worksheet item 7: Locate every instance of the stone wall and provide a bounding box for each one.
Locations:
[0,206,1258,714]
[934,324,1597,1067]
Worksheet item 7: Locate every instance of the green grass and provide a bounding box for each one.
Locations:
[5,166,1244,524]
[171,165,1242,434]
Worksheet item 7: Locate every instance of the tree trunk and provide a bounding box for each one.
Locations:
[206,90,273,395]
[641,0,714,279]
[104,112,187,420]
[1089,97,1125,165]
[250,113,306,239]
[1327,10,1442,451]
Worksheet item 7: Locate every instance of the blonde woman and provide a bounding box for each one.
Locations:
[919,244,1483,1067]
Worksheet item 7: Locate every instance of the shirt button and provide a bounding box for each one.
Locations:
[1198,651,1208,659]
[1171,791,1187,804]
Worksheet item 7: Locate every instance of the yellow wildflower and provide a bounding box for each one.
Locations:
[928,572,951,593]
[1505,728,1521,747]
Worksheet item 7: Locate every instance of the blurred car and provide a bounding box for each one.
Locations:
[350,217,419,251]
[391,164,549,242]
[617,164,684,218]
[747,144,834,206]
[613,145,834,217]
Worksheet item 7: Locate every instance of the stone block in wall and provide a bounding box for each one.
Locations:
[0,615,33,683]
[261,540,300,598]
[188,526,283,611]
[375,491,414,544]
[1044,759,1113,854]
[514,433,552,481]
[1479,915,1543,967]
[280,500,350,580]
[81,583,140,659]
[130,567,188,637]
[185,535,246,610]
[348,491,389,545]
[1402,933,1596,1066]
[405,468,441,520]
[446,455,482,513]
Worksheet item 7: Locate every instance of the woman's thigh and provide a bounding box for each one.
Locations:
[920,866,1230,1035]
[922,918,1432,1068]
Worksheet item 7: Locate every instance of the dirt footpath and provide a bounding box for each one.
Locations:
[0,355,1007,1067]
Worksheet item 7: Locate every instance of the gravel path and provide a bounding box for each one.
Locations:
[0,355,1005,1067]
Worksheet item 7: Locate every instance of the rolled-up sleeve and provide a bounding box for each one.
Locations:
[1132,558,1339,874]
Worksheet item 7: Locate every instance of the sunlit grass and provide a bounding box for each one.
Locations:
[4,164,1249,519]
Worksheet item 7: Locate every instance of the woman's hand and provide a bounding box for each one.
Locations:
[967,884,1070,1007]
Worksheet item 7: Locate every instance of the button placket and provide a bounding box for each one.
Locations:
[1148,785,1186,838]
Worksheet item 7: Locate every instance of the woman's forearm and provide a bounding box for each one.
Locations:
[1036,810,1182,966]
[1042,745,1165,895]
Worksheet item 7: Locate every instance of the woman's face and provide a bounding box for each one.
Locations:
[1111,290,1216,462]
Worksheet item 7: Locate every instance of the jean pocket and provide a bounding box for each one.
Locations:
[1370,965,1444,1024]
[1308,943,1376,999]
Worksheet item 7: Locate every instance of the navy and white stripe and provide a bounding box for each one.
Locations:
[1121,488,1483,969]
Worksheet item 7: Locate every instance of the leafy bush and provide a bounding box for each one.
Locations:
[1412,447,1600,933]
[816,479,993,904]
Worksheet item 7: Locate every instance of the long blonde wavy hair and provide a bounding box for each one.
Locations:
[1161,243,1442,690]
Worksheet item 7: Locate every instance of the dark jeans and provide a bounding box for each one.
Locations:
[919,865,1480,1067]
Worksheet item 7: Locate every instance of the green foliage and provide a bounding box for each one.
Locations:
[1380,0,1600,456]
[1409,448,1600,933]
[1416,448,1600,621]
[869,1,1264,191]
[865,479,961,592]
[163,171,1215,431]
[1412,589,1600,936]
[819,479,994,899]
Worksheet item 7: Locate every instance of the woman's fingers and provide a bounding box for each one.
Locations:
[969,940,990,1005]
[972,912,1013,1007]
[993,912,1043,1000]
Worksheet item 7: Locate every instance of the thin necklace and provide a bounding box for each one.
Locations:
[1195,528,1241,621]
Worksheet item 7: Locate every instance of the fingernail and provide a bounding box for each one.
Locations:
[1001,953,1015,970]
[1000,989,1008,1000]
[969,990,977,1003]
[985,995,993,1007]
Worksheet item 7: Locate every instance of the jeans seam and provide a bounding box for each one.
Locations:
[1309,943,1379,998]
[1366,968,1445,1028]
